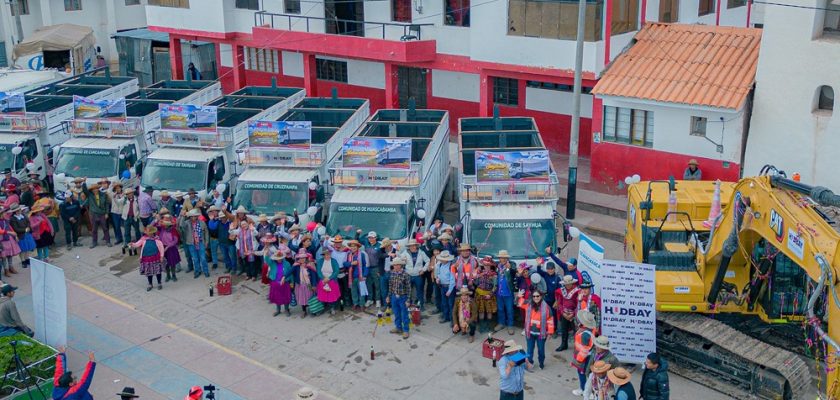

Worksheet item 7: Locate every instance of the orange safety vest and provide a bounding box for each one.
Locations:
[573,328,594,367]
[526,305,555,337]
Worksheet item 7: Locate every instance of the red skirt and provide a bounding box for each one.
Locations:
[316,279,341,303]
[261,263,270,284]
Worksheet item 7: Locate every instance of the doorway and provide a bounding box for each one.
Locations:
[325,0,365,36]
[397,66,427,109]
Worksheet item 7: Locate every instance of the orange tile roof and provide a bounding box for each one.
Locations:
[592,23,762,110]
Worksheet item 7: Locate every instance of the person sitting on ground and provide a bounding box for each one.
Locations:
[52,347,96,400]
[0,284,32,337]
[451,286,478,342]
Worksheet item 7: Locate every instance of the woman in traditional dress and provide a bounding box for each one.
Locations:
[268,246,293,316]
[0,206,20,276]
[316,247,341,315]
[292,248,318,318]
[157,219,180,282]
[130,225,165,291]
[10,205,34,268]
[475,255,498,333]
[29,204,54,261]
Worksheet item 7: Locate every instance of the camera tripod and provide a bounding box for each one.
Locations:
[0,340,47,400]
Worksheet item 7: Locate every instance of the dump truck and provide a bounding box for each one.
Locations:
[140,82,305,200]
[234,94,370,224]
[53,80,221,198]
[327,107,450,245]
[458,114,560,262]
[0,70,138,185]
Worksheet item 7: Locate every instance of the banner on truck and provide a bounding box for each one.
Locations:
[73,95,127,121]
[0,92,26,114]
[342,138,411,170]
[248,120,312,149]
[577,232,604,296]
[159,104,218,132]
[475,150,550,184]
[600,259,656,364]
[30,259,68,348]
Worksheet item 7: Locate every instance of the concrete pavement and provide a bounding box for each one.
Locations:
[1,236,733,399]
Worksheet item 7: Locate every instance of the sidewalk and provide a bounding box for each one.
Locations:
[12,279,328,400]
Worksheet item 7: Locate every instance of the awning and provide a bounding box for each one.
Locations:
[111,28,210,45]
[13,24,96,59]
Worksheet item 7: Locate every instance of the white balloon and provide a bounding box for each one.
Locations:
[416,209,427,219]
[25,162,35,171]
[316,226,327,236]
[11,146,22,155]
[216,183,227,193]
[624,177,633,185]
[569,226,581,238]
[119,154,125,160]
[55,173,66,182]
[632,174,641,183]
[153,190,161,198]
[308,182,318,191]
[306,206,317,217]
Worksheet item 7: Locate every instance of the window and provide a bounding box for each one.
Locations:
[64,0,82,11]
[392,0,412,22]
[727,0,746,8]
[690,116,707,136]
[148,0,189,7]
[445,0,470,27]
[659,0,678,23]
[11,0,28,15]
[698,0,714,16]
[611,0,639,36]
[125,0,141,5]
[818,85,835,111]
[493,77,519,106]
[244,47,280,73]
[235,0,259,10]
[824,1,840,35]
[526,81,592,94]
[284,0,300,14]
[603,106,653,147]
[316,59,348,83]
[508,0,603,41]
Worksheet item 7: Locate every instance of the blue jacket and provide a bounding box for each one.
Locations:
[344,250,369,279]
[52,353,95,400]
[536,265,561,303]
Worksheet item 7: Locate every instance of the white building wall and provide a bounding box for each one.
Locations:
[526,88,593,119]
[146,0,227,34]
[114,0,148,31]
[347,59,385,89]
[602,96,744,163]
[745,0,840,190]
[282,51,304,77]
[432,70,479,102]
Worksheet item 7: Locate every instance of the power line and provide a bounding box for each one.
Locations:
[753,1,840,12]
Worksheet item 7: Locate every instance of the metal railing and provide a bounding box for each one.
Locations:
[255,11,433,41]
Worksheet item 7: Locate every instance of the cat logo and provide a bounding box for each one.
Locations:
[769,209,784,242]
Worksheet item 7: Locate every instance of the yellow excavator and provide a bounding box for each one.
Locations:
[625,167,839,400]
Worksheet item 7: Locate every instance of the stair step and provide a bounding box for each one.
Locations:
[567,209,626,243]
[557,185,627,220]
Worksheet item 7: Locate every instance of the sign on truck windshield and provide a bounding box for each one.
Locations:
[475,150,550,183]
[233,182,308,215]
[141,159,208,192]
[326,204,408,239]
[55,148,119,178]
[470,219,555,259]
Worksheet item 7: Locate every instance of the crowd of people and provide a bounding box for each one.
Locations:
[0,168,673,399]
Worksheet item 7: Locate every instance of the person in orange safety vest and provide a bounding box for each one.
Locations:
[571,309,598,396]
[524,290,554,370]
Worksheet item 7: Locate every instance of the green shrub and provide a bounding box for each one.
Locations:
[0,334,56,399]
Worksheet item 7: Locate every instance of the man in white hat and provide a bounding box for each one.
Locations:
[434,250,456,324]
[179,208,209,278]
[402,238,430,311]
[494,250,516,335]
[386,256,411,339]
[359,230,383,308]
[206,206,222,270]
[498,339,530,400]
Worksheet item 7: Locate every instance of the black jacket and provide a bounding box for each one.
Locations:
[60,200,82,222]
[639,360,669,400]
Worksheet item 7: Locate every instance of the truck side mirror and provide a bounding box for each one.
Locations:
[561,221,572,243]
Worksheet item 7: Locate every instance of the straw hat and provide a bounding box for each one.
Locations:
[577,310,597,329]
[295,248,310,259]
[379,238,393,248]
[235,205,247,214]
[457,243,471,252]
[144,225,158,235]
[331,235,344,244]
[160,190,170,197]
[172,191,185,198]
[437,250,454,262]
[406,239,419,247]
[591,360,611,374]
[289,224,301,232]
[688,159,698,166]
[562,275,577,285]
[186,208,201,217]
[207,205,220,213]
[346,239,362,248]
[122,187,134,195]
[73,177,85,183]
[442,225,454,233]
[391,256,406,266]
[594,335,610,350]
[481,255,495,266]
[497,249,510,259]
[438,233,452,241]
[457,286,472,296]
[607,367,632,386]
[258,214,269,222]
[159,208,170,215]
[501,339,522,356]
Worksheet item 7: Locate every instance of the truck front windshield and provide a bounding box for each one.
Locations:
[55,148,119,177]
[470,219,555,259]
[327,203,408,240]
[141,159,208,192]
[0,144,13,171]
[233,182,308,215]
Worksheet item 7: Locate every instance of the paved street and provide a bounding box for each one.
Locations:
[3,230,734,400]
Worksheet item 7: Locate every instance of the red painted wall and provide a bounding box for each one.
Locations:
[590,142,740,189]
[427,96,479,136]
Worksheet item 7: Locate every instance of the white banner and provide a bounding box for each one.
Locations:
[30,259,67,348]
[600,259,656,364]
[577,232,604,296]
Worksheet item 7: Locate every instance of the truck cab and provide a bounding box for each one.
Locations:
[234,96,370,224]
[458,115,560,263]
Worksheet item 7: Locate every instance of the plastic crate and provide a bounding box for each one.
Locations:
[482,338,505,360]
[216,275,232,296]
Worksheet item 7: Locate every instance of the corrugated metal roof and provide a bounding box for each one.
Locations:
[238,167,315,183]
[112,28,210,45]
[592,23,762,110]
[331,188,413,204]
[148,147,216,163]
[469,203,555,220]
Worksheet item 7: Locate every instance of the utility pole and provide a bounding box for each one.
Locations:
[10,0,23,43]
[566,0,586,219]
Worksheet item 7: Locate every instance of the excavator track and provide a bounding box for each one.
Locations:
[658,312,811,399]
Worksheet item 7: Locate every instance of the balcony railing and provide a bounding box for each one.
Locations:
[255,11,434,41]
